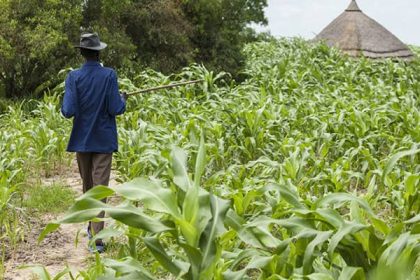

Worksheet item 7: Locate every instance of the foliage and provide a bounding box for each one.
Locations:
[43,137,235,279]
[0,98,9,113]
[0,0,268,98]
[23,183,76,215]
[0,93,71,275]
[37,39,420,278]
[182,0,268,75]
[83,0,194,73]
[82,0,268,75]
[0,177,25,257]
[1,38,420,278]
[0,0,82,98]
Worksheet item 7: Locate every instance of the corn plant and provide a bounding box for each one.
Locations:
[0,94,72,273]
[1,38,420,278]
[42,136,235,279]
[0,176,25,263]
[222,182,420,279]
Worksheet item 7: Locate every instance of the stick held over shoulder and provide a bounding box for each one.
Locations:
[127,79,204,96]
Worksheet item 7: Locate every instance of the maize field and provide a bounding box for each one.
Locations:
[1,39,420,279]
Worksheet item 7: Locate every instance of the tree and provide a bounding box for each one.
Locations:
[83,0,194,74]
[183,0,268,74]
[82,0,268,75]
[0,0,81,98]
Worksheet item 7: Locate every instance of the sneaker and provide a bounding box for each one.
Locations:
[87,226,105,253]
[88,241,106,254]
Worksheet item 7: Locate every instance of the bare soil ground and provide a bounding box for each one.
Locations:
[4,221,89,280]
[3,161,118,280]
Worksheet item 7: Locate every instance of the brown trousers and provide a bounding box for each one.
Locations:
[76,152,112,236]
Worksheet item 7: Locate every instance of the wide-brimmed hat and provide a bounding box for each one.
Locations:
[75,33,107,51]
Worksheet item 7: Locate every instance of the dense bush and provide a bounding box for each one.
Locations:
[0,0,81,98]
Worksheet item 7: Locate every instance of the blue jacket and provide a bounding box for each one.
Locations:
[61,61,126,153]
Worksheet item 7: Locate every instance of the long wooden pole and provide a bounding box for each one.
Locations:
[127,79,203,96]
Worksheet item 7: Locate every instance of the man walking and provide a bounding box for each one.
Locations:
[61,33,127,253]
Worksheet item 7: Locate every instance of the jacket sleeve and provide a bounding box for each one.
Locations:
[107,70,126,116]
[61,72,78,118]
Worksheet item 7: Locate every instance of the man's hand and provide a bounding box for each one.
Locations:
[120,91,128,101]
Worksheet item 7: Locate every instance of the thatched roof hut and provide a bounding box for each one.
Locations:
[314,0,413,59]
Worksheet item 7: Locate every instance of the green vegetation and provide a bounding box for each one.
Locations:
[0,93,71,275]
[23,184,76,215]
[1,39,420,279]
[0,0,267,98]
[0,0,81,98]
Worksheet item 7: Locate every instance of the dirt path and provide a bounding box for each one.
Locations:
[4,222,89,280]
[3,162,118,280]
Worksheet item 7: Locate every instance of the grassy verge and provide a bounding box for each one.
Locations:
[23,183,76,215]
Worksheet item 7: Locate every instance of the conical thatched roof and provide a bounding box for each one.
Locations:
[314,0,413,59]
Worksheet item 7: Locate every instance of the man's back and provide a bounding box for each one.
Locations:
[62,61,126,153]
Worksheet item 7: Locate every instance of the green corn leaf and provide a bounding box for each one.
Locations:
[338,266,365,280]
[382,148,420,184]
[225,210,266,248]
[194,131,206,188]
[223,270,248,280]
[178,218,199,247]
[196,190,213,237]
[200,194,230,270]
[38,223,60,243]
[52,267,71,280]
[59,207,105,224]
[58,199,171,233]
[246,255,273,269]
[97,272,153,280]
[67,196,108,212]
[111,178,180,217]
[184,136,207,227]
[248,226,282,249]
[221,251,272,278]
[405,214,420,224]
[379,232,419,267]
[90,228,123,244]
[178,243,202,280]
[328,221,368,259]
[405,174,419,197]
[266,182,306,209]
[295,228,319,239]
[228,249,262,270]
[144,237,189,277]
[76,185,115,201]
[384,223,404,245]
[306,273,335,280]
[182,182,199,229]
[106,204,173,233]
[303,230,333,274]
[102,257,155,280]
[370,217,390,235]
[172,147,191,192]
[316,193,374,215]
[20,265,52,280]
[314,208,346,228]
[246,216,315,233]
